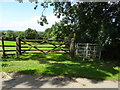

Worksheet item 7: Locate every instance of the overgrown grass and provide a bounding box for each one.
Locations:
[1,54,120,80]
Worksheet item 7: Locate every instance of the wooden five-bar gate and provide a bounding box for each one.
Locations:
[0,37,70,58]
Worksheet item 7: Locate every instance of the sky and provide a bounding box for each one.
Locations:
[0,0,63,32]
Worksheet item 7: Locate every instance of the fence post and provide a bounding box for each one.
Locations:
[16,37,21,55]
[85,43,89,57]
[75,43,78,56]
[70,38,76,58]
[93,45,96,59]
[1,36,6,58]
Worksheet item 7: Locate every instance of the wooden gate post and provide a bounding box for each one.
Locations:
[1,36,6,58]
[16,37,22,55]
[70,38,76,58]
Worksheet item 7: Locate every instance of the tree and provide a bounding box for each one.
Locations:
[16,0,120,46]
[37,32,45,39]
[44,28,52,40]
[15,31,25,39]
[24,28,38,39]
[5,30,16,40]
[44,22,72,40]
[40,2,120,46]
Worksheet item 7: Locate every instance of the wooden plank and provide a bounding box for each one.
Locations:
[0,50,16,52]
[0,45,16,47]
[21,49,69,51]
[22,40,64,42]
[23,40,43,42]
[24,52,67,54]
[21,39,65,45]
[21,43,64,45]
[21,46,67,48]
[21,42,64,46]
[5,50,16,52]
[3,40,15,41]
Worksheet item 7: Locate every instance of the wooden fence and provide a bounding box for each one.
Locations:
[0,37,17,57]
[0,37,101,59]
[0,37,70,57]
[20,38,70,55]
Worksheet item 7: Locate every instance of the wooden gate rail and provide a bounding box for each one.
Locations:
[20,39,46,54]
[0,45,16,47]
[0,36,70,57]
[0,37,17,57]
[21,46,66,48]
[20,38,69,55]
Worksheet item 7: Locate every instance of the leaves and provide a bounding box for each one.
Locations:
[25,28,38,39]
[34,5,38,10]
[17,1,120,46]
[40,22,43,26]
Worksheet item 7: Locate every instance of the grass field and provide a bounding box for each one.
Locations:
[1,41,120,80]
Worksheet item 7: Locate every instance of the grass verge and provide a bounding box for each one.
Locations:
[1,54,120,80]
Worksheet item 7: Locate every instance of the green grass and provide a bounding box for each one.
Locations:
[1,54,120,80]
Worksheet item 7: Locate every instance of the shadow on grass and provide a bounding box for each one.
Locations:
[2,64,9,67]
[41,63,119,80]
[2,54,46,61]
[2,53,119,88]
[2,65,118,88]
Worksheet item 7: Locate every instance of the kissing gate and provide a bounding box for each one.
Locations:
[1,37,101,59]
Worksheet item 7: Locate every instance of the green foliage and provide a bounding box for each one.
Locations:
[15,31,25,39]
[44,22,72,40]
[2,30,25,40]
[44,28,52,39]
[37,32,45,39]
[39,2,120,46]
[16,1,120,46]
[2,30,44,40]
[24,28,38,39]
[5,30,16,40]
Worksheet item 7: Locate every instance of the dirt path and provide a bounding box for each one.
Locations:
[1,72,119,88]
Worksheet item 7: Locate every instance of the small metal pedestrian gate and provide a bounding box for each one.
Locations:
[75,43,101,59]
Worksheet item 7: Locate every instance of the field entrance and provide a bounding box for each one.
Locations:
[17,38,70,55]
[0,37,100,59]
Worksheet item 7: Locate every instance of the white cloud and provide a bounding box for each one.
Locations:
[0,13,62,32]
